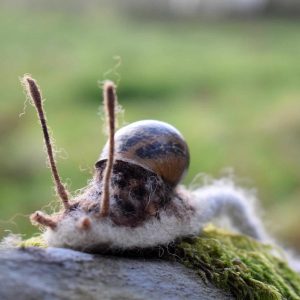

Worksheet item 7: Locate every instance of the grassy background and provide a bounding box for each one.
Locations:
[0,5,299,251]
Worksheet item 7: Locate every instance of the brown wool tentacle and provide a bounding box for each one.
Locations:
[30,211,57,229]
[22,75,70,210]
[99,81,116,217]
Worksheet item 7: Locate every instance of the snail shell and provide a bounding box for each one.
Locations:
[96,120,190,187]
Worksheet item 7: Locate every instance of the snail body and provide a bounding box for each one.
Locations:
[24,76,268,252]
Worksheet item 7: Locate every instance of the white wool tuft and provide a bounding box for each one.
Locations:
[45,210,202,251]
[0,234,23,249]
[190,178,271,242]
[45,178,271,251]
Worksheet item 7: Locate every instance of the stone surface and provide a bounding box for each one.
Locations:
[0,247,233,300]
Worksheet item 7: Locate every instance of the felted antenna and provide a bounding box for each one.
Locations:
[30,211,57,229]
[99,81,116,217]
[22,75,70,210]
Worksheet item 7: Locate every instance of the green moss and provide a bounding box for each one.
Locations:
[175,225,300,300]
[19,236,47,248]
[19,226,300,299]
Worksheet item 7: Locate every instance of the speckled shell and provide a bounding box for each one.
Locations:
[95,120,190,187]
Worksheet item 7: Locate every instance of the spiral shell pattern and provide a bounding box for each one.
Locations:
[96,120,190,186]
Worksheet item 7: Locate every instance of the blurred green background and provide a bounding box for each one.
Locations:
[0,1,299,251]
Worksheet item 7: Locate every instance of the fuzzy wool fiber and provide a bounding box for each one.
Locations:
[44,179,269,251]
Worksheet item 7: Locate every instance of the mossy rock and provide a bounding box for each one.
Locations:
[19,226,300,300]
[175,225,300,300]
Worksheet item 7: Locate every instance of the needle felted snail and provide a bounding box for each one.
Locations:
[22,75,268,252]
